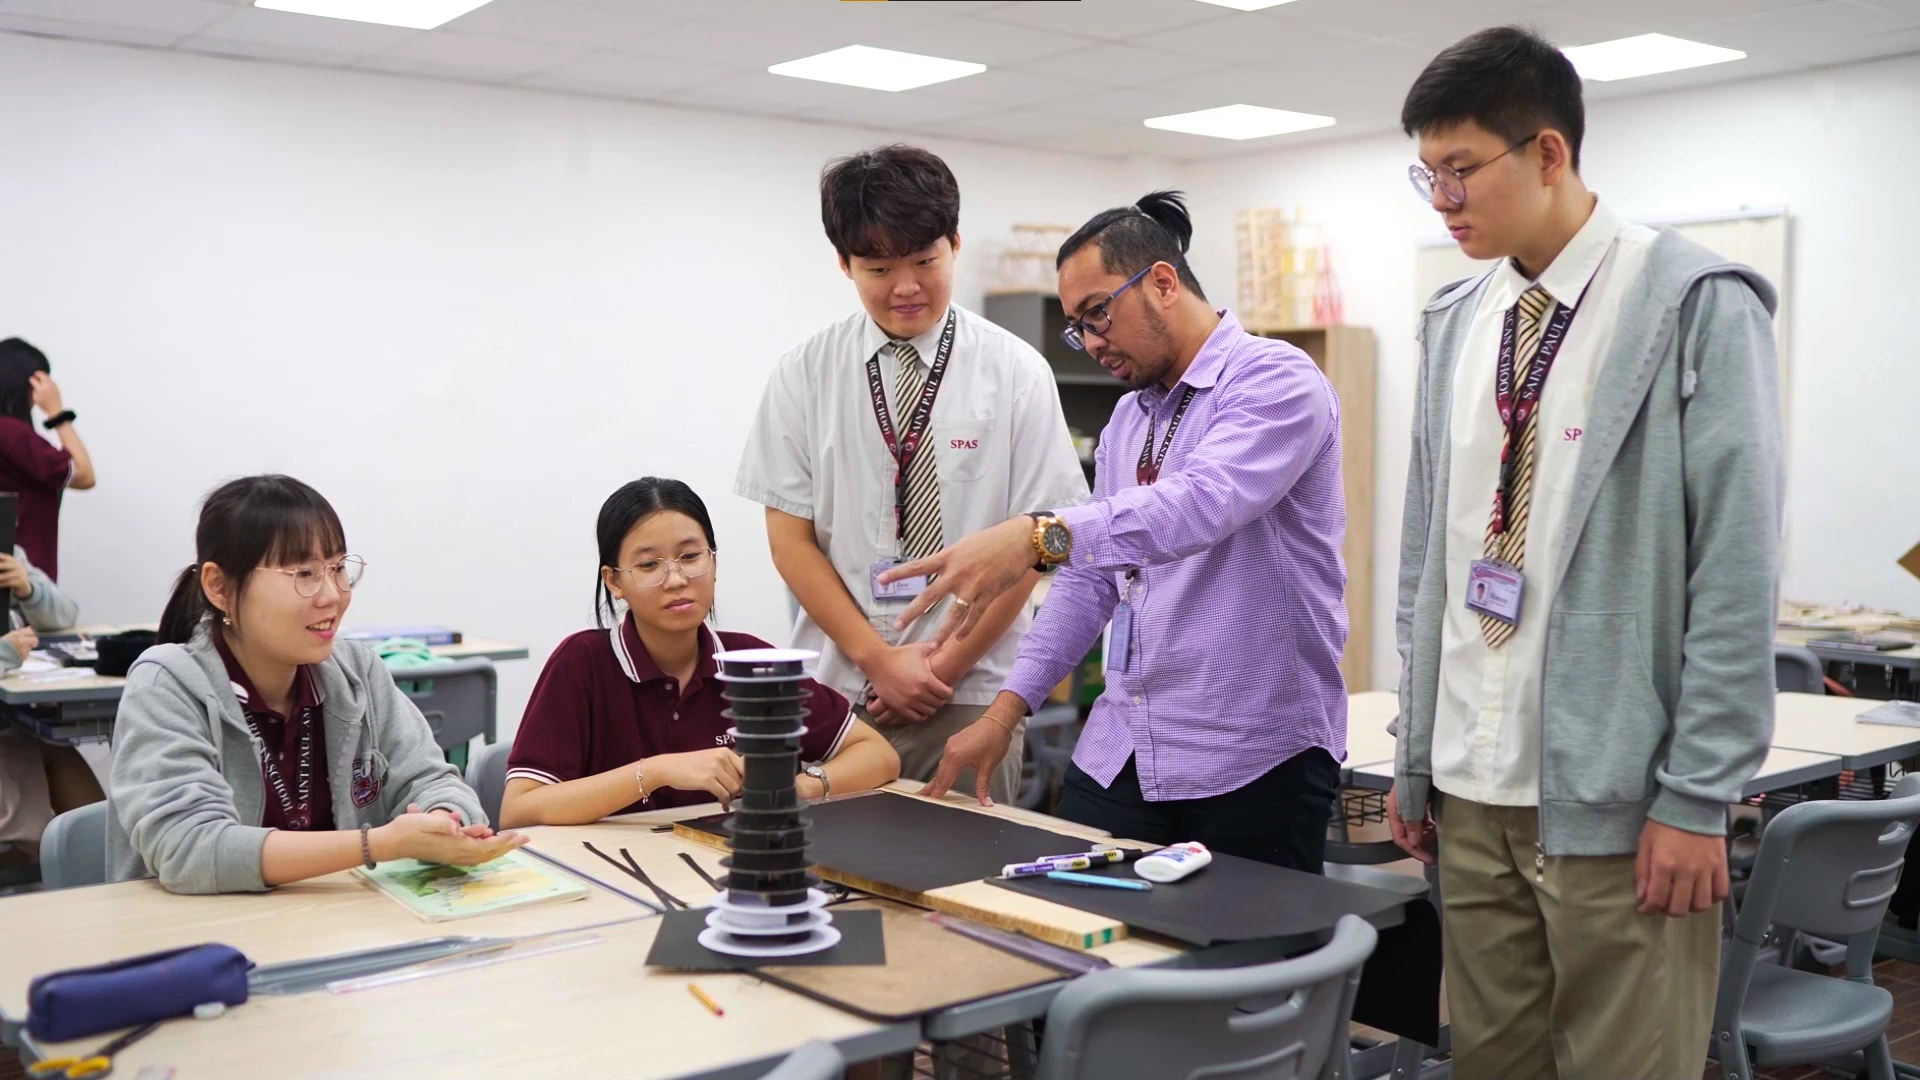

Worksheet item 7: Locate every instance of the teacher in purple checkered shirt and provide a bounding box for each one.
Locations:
[880,191,1350,873]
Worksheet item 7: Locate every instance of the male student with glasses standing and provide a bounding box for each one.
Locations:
[1385,28,1781,1079]
[736,144,1087,805]
[882,191,1349,874]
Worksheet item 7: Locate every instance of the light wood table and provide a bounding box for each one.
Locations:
[1770,693,1920,770]
[1,828,915,1080]
[1351,746,1841,799]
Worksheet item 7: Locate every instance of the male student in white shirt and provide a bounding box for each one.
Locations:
[1387,27,1781,1080]
[736,144,1087,803]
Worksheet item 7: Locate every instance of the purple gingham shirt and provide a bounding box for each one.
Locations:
[1002,311,1349,801]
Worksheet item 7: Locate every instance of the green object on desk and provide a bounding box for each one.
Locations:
[375,638,436,668]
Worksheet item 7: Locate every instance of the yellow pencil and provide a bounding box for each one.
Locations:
[688,982,725,1017]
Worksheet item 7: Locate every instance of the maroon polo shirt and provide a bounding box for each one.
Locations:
[214,631,335,832]
[508,620,853,812]
[0,417,71,580]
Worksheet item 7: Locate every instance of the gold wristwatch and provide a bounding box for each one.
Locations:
[1027,512,1073,571]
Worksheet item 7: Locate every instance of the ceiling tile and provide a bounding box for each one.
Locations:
[655,70,875,117]
[176,33,363,67]
[1142,14,1371,59]
[0,13,179,46]
[0,0,231,36]
[915,66,1107,107]
[1272,0,1535,48]
[974,0,1236,42]
[1704,0,1920,51]
[1568,0,1844,32]
[791,91,1010,131]
[189,7,420,55]
[515,50,736,97]
[1783,21,1920,62]
[356,31,588,81]
[1508,4,1650,48]
[443,0,679,50]
[866,16,1099,66]
[1007,41,1240,88]
[611,18,886,70]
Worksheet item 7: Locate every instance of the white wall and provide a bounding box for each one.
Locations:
[0,33,1138,737]
[1183,52,1920,689]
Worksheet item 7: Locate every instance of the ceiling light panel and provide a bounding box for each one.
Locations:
[1562,34,1746,82]
[1143,103,1335,140]
[769,45,986,92]
[1191,0,1302,9]
[254,0,496,30]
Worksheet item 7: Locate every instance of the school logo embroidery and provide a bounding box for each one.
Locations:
[350,758,380,807]
[1564,427,1584,442]
[950,438,979,450]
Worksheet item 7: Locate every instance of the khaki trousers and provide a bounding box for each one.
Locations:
[861,703,1025,805]
[1437,795,1720,1080]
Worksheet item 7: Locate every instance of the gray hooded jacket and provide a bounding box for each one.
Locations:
[1394,227,1784,856]
[107,628,484,892]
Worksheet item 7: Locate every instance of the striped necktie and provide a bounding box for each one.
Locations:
[1481,284,1554,649]
[890,340,945,562]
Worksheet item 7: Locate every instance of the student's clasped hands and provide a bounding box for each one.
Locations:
[380,803,527,866]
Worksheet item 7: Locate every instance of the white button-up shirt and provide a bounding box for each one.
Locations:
[735,304,1090,707]
[1432,200,1659,806]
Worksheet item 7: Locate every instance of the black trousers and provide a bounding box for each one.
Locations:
[1057,748,1340,874]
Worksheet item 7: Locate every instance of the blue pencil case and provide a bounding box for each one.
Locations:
[26,943,252,1043]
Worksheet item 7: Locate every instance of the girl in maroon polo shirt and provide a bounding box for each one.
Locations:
[501,478,899,826]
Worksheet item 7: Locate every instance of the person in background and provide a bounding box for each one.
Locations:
[882,192,1350,874]
[500,478,898,827]
[735,144,1087,804]
[1386,27,1781,1079]
[107,475,521,893]
[0,338,96,581]
[0,545,99,872]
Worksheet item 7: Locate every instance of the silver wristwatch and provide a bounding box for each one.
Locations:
[803,763,830,799]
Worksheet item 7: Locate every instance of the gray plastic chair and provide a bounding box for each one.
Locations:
[391,657,497,754]
[465,740,512,828]
[757,1040,844,1080]
[41,800,108,889]
[1712,774,1920,1080]
[1034,914,1378,1080]
[1774,644,1825,694]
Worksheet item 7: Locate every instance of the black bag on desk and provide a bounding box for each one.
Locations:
[92,630,156,678]
[27,943,252,1042]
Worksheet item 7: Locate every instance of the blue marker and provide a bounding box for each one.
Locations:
[1046,870,1153,891]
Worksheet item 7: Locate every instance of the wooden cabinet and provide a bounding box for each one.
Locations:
[1243,323,1376,691]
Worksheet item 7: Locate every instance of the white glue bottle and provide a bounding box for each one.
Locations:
[1134,842,1212,883]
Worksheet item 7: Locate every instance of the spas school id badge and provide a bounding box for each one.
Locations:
[1465,559,1526,626]
[350,758,380,808]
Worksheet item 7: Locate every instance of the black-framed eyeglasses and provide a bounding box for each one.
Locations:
[266,555,365,599]
[1408,133,1538,209]
[1060,265,1154,352]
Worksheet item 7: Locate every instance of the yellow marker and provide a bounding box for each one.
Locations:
[688,982,725,1017]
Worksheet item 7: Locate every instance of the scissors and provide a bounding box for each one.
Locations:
[28,1020,161,1079]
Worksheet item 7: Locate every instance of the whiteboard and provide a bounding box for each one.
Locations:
[1415,209,1791,398]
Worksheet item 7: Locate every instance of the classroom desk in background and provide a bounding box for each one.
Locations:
[1343,691,1399,782]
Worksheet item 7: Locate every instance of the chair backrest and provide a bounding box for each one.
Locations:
[757,1040,844,1080]
[41,801,109,889]
[1036,914,1378,1080]
[1774,644,1825,694]
[1738,774,1920,945]
[391,657,498,751]
[466,740,512,829]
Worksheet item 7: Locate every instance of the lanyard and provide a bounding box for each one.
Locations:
[249,700,318,830]
[1135,386,1196,487]
[1491,284,1589,534]
[865,312,956,543]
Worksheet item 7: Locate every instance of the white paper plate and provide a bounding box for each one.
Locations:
[705,908,834,936]
[699,924,842,958]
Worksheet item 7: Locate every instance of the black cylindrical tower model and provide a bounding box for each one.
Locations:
[701,648,840,957]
